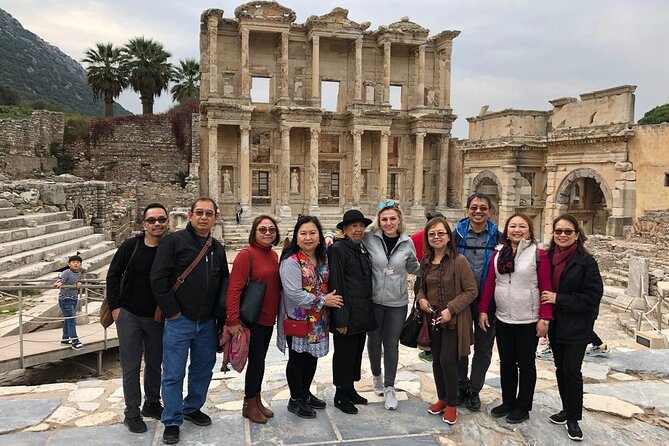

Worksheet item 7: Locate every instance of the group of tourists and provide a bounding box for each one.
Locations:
[104,194,602,445]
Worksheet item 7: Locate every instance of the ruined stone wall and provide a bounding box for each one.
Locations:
[551,85,635,130]
[467,110,549,140]
[628,124,669,215]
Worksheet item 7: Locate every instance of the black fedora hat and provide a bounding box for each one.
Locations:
[336,209,372,230]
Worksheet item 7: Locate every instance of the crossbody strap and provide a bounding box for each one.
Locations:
[171,236,213,292]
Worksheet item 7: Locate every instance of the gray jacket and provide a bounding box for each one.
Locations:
[364,229,420,308]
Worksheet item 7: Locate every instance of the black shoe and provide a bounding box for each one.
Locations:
[456,388,465,407]
[287,397,317,419]
[566,420,583,441]
[124,416,147,433]
[141,402,164,420]
[304,391,327,409]
[163,425,179,444]
[183,409,212,426]
[490,403,513,418]
[347,389,368,405]
[506,409,529,424]
[465,390,481,412]
[549,410,568,425]
[334,390,358,414]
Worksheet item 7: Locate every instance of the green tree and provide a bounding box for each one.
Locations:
[124,37,173,114]
[81,43,128,118]
[638,103,669,125]
[0,82,22,105]
[171,58,200,104]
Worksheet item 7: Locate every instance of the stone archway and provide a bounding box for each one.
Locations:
[72,205,85,221]
[470,170,502,220]
[554,168,612,235]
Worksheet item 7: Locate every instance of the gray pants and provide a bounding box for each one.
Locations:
[367,303,407,388]
[457,313,496,393]
[116,308,163,418]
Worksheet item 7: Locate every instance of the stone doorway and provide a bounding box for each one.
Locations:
[252,170,271,206]
[564,177,609,235]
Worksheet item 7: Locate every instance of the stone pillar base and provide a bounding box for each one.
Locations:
[410,205,426,218]
[607,216,633,237]
[308,205,320,216]
[436,207,465,227]
[279,205,292,219]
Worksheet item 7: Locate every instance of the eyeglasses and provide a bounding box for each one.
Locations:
[378,200,399,209]
[468,205,489,212]
[193,210,216,218]
[258,227,276,234]
[553,229,575,236]
[144,217,167,224]
[427,231,449,239]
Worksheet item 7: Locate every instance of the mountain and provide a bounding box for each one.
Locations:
[0,8,130,116]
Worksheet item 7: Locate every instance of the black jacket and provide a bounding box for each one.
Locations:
[150,223,229,321]
[548,251,603,344]
[328,237,377,334]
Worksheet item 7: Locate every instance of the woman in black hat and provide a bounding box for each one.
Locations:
[328,209,377,414]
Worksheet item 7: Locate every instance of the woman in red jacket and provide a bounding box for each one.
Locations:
[478,213,553,424]
[226,215,282,424]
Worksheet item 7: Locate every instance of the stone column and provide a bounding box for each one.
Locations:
[378,130,390,200]
[208,123,219,201]
[239,125,251,218]
[278,126,292,218]
[352,129,363,207]
[498,165,517,227]
[439,45,453,107]
[411,132,426,216]
[311,35,320,102]
[308,128,320,215]
[207,16,219,96]
[416,45,425,107]
[382,40,391,104]
[241,27,250,99]
[279,32,289,100]
[354,37,363,102]
[437,134,450,210]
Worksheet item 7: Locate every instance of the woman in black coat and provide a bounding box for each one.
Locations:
[328,210,377,414]
[540,214,603,442]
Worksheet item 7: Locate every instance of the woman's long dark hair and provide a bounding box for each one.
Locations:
[548,213,590,255]
[280,215,327,264]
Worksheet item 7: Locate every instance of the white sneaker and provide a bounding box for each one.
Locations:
[585,344,610,357]
[373,375,384,396]
[384,386,398,410]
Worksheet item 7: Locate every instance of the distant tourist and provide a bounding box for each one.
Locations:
[235,202,243,224]
[54,254,84,350]
[150,198,229,445]
[106,203,169,433]
[541,213,603,442]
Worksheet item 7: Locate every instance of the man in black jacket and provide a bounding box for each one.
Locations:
[107,202,169,433]
[150,197,229,445]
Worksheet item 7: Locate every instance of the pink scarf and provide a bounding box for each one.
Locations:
[551,243,578,292]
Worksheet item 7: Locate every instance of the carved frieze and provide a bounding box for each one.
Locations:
[234,1,296,23]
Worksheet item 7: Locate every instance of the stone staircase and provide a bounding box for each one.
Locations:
[0,199,117,336]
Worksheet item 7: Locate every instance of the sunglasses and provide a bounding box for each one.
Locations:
[193,210,216,218]
[378,200,399,209]
[427,231,449,239]
[468,205,489,212]
[144,216,168,224]
[258,227,276,234]
[553,229,575,236]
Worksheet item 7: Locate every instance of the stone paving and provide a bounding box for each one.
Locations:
[1,304,668,445]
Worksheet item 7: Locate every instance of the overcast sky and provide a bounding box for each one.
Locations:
[2,0,668,138]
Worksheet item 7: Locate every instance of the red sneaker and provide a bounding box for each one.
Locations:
[442,405,457,424]
[428,399,448,415]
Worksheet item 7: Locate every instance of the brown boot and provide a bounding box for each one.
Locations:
[243,395,267,424]
[256,392,274,418]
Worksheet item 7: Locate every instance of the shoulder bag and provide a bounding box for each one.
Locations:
[99,235,141,328]
[237,249,266,326]
[400,298,422,348]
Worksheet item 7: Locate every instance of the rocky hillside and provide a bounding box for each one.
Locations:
[0,8,129,116]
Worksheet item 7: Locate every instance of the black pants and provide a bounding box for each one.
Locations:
[551,341,587,421]
[457,311,496,393]
[591,330,603,346]
[332,332,366,389]
[285,336,318,399]
[495,320,539,411]
[431,326,459,405]
[244,323,273,399]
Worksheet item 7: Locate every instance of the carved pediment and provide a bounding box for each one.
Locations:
[305,7,369,32]
[201,9,224,25]
[234,1,296,23]
[386,16,429,37]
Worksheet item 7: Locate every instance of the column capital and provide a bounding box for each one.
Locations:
[415,131,426,140]
[352,128,364,137]
[239,124,251,133]
[311,34,320,44]
[310,127,320,138]
[240,26,249,38]
[381,129,391,138]
[280,125,291,137]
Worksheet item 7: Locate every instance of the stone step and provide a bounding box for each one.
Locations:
[0,240,116,280]
[80,248,118,279]
[0,234,106,273]
[0,219,84,244]
[0,206,17,219]
[0,226,94,258]
[0,212,71,230]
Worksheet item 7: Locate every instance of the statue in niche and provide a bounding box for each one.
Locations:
[360,171,366,194]
[291,168,300,193]
[223,169,232,194]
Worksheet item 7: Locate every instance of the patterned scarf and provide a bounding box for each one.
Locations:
[292,251,329,344]
[551,243,578,292]
[497,243,516,275]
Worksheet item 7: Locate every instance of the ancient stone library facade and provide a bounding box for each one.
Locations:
[198,2,459,220]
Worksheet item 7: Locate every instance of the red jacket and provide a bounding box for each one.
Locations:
[226,243,281,327]
[411,230,425,263]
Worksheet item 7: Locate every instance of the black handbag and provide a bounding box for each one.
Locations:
[228,248,266,326]
[400,299,422,348]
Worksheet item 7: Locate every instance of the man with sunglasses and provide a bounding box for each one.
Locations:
[107,203,170,433]
[151,197,229,445]
[453,193,503,412]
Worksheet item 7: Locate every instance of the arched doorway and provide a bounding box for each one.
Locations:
[72,205,85,221]
[470,170,501,221]
[555,169,612,235]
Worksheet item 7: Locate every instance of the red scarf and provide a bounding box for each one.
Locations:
[551,243,578,292]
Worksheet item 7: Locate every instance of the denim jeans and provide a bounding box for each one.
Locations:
[161,315,217,426]
[59,299,78,341]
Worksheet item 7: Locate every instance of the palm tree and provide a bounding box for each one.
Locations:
[171,58,200,104]
[81,43,128,118]
[124,37,173,114]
